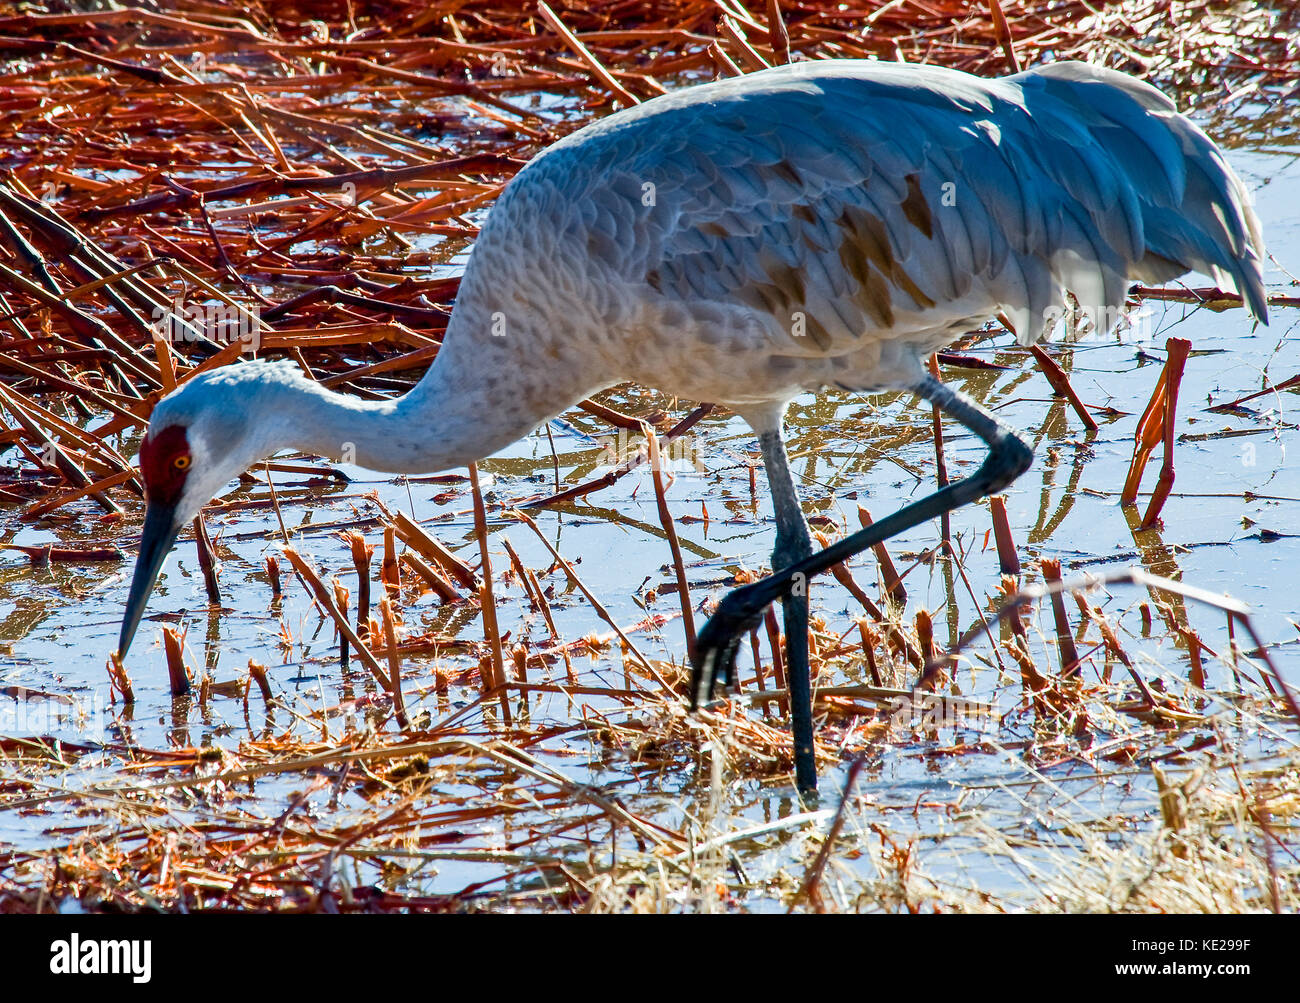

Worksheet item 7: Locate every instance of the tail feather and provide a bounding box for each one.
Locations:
[1018,62,1268,323]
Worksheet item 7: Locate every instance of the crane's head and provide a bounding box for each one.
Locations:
[118,368,285,657]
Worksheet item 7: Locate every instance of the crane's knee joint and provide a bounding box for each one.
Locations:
[772,540,813,579]
[771,518,813,578]
[980,431,1034,495]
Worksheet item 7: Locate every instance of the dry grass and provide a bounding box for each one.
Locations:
[1,566,1296,912]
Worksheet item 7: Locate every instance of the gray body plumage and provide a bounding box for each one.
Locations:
[432,58,1265,433]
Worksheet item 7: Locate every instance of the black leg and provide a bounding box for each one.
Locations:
[759,427,817,792]
[782,583,817,793]
[771,502,815,795]
[691,375,1034,790]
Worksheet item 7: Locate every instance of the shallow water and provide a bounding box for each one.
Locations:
[0,119,1296,908]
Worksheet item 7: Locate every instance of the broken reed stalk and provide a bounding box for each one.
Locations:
[1085,604,1159,706]
[1207,372,1300,413]
[1122,370,1168,506]
[537,0,640,108]
[348,532,373,640]
[926,354,951,543]
[150,317,177,392]
[764,606,788,716]
[511,643,529,685]
[642,420,696,659]
[332,578,350,671]
[1184,626,1206,690]
[813,530,892,627]
[503,535,561,638]
[106,652,134,704]
[1152,763,1191,860]
[1073,593,1117,682]
[915,609,936,664]
[718,18,768,71]
[941,540,1009,675]
[469,462,509,723]
[1039,558,1080,676]
[1005,632,1052,718]
[501,535,540,610]
[193,516,221,605]
[392,511,476,592]
[161,626,191,696]
[988,0,1023,72]
[381,526,401,598]
[828,559,886,620]
[1142,338,1191,528]
[525,567,560,639]
[857,506,906,603]
[379,598,409,729]
[400,551,461,603]
[1028,345,1099,431]
[265,554,282,601]
[1122,337,1191,527]
[1000,575,1027,638]
[280,546,394,697]
[747,629,763,694]
[857,620,883,687]
[914,608,953,690]
[263,462,289,545]
[988,495,1019,575]
[575,398,650,430]
[247,659,273,706]
[766,0,791,64]
[3,544,121,566]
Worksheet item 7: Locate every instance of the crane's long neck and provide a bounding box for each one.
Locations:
[272,351,569,475]
[250,277,619,475]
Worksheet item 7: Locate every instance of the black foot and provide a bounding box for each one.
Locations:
[690,578,782,709]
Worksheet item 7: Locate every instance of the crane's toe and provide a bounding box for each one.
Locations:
[689,581,774,708]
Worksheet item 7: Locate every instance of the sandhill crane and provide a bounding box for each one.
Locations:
[119,59,1267,794]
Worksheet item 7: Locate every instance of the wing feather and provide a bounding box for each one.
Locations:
[505,57,1266,363]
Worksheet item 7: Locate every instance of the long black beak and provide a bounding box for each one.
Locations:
[118,499,181,657]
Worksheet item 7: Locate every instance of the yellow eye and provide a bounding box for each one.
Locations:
[173,455,191,471]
